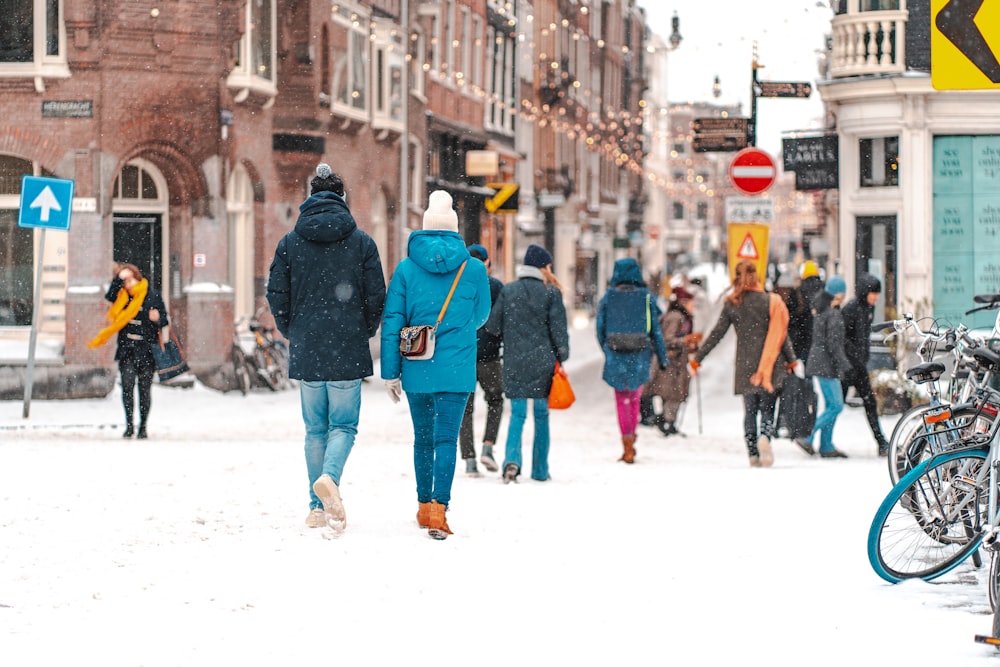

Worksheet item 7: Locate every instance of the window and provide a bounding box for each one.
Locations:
[372,19,404,130]
[0,0,68,89]
[485,19,516,135]
[227,164,254,321]
[329,3,369,117]
[697,201,708,220]
[0,155,37,326]
[458,5,471,88]
[860,136,899,187]
[672,202,685,219]
[227,0,277,99]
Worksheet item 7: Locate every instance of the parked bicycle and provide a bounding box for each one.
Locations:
[867,294,1000,587]
[232,308,289,393]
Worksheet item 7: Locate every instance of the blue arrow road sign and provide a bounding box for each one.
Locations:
[18,175,74,230]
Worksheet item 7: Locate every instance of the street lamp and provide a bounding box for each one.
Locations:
[669,12,682,50]
[713,75,721,99]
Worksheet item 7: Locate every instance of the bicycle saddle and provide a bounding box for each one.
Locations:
[905,361,946,384]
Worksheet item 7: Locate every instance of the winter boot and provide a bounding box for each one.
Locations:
[503,463,519,484]
[427,501,452,539]
[123,424,134,439]
[639,396,656,426]
[658,420,677,437]
[465,458,481,477]
[758,436,774,467]
[416,502,431,529]
[620,434,637,464]
[479,443,499,472]
[312,474,347,531]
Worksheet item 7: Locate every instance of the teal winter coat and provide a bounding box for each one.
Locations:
[380,230,492,393]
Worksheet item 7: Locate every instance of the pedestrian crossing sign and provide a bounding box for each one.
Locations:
[727,222,769,284]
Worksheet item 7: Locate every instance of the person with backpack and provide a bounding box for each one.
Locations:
[841,273,890,456]
[596,258,670,464]
[690,260,798,468]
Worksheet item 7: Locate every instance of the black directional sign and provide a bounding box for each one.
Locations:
[932,0,1000,89]
[756,81,812,98]
[692,117,749,153]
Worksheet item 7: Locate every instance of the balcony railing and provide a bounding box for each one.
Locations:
[829,9,907,78]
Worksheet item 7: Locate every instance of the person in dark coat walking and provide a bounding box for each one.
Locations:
[841,273,889,456]
[484,244,569,483]
[87,263,169,440]
[596,258,669,463]
[458,244,505,476]
[798,260,825,332]
[690,260,798,467]
[795,275,852,459]
[380,191,492,539]
[267,164,386,532]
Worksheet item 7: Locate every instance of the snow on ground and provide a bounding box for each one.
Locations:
[2,264,999,666]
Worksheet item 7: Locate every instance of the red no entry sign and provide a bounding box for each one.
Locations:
[729,148,777,195]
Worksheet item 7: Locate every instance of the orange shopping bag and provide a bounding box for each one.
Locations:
[548,361,575,410]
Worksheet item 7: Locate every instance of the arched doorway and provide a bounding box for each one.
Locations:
[112,159,169,299]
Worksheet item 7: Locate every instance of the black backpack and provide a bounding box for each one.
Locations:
[604,289,651,352]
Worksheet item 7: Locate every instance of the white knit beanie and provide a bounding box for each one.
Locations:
[422,190,459,232]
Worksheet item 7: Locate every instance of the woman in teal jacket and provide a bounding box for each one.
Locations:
[380,191,492,539]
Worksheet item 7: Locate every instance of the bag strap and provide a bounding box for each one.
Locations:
[434,260,468,329]
[645,293,651,334]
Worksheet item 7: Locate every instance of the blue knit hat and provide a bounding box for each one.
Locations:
[467,244,488,261]
[524,244,553,269]
[825,275,847,296]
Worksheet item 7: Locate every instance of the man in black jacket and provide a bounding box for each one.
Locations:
[841,273,889,456]
[267,163,386,530]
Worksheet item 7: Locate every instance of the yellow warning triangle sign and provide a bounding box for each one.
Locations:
[737,233,759,260]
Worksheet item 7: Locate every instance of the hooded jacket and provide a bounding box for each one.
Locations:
[380,230,492,393]
[595,259,669,391]
[267,191,386,381]
[841,273,881,368]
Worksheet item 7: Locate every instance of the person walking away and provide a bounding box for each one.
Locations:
[484,244,569,483]
[87,263,169,440]
[689,260,798,468]
[841,273,890,456]
[644,285,701,437]
[794,275,852,459]
[458,244,505,476]
[798,260,825,322]
[380,191,491,539]
[266,164,386,532]
[596,258,669,463]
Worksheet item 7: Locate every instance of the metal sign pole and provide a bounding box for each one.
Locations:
[22,228,46,418]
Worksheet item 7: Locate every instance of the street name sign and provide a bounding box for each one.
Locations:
[757,81,812,98]
[692,117,749,153]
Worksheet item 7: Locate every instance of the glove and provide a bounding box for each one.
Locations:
[385,378,402,404]
[684,333,703,346]
[689,359,700,375]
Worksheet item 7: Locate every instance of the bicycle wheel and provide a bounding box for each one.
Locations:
[255,346,284,391]
[868,448,988,583]
[887,403,935,485]
[231,345,251,396]
[991,552,1000,612]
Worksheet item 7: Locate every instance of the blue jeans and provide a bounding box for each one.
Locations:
[406,392,470,507]
[810,376,844,453]
[301,380,361,510]
[504,398,551,481]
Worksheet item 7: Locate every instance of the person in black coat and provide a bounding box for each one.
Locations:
[841,273,889,456]
[458,244,505,476]
[88,263,168,439]
[267,163,386,531]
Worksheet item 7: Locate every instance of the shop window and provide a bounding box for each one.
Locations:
[0,155,36,326]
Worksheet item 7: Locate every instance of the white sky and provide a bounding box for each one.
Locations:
[3,263,999,665]
[640,0,833,160]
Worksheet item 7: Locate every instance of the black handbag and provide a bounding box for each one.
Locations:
[152,332,190,382]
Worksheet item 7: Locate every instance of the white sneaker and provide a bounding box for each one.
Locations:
[313,474,346,530]
[305,508,326,528]
[758,436,774,467]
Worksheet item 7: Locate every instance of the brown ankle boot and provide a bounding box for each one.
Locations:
[620,434,637,464]
[416,502,431,529]
[427,501,452,540]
